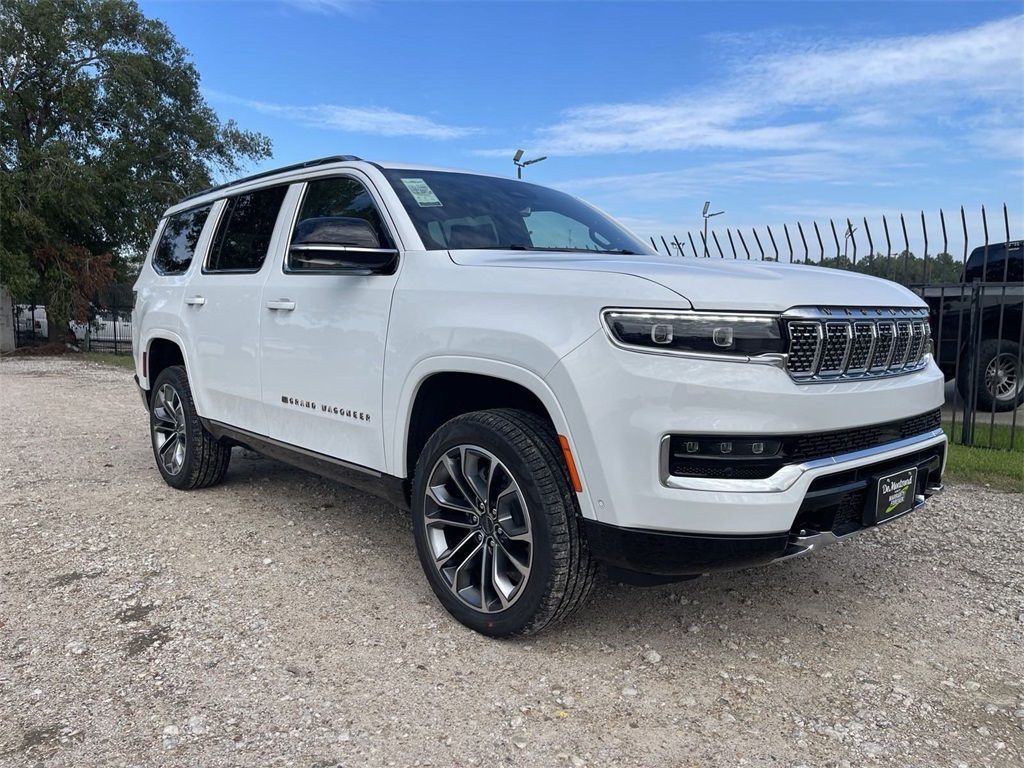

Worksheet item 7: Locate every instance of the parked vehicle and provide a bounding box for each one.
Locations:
[132,156,946,636]
[14,304,48,339]
[920,240,1023,411]
[84,311,133,348]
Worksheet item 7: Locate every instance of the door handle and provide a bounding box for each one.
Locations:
[266,299,296,311]
[184,296,206,306]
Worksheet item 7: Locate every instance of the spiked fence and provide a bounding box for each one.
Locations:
[655,204,1022,454]
[652,204,1015,287]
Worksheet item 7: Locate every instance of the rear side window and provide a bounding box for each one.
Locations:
[152,205,212,275]
[207,185,288,273]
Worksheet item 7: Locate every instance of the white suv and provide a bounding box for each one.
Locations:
[132,156,946,636]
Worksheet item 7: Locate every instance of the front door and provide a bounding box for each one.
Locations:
[259,172,402,472]
[180,184,291,435]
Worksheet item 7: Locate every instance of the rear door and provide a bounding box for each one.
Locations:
[259,172,402,471]
[180,185,290,434]
[135,203,214,379]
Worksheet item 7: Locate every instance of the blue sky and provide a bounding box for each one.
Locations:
[142,0,1023,255]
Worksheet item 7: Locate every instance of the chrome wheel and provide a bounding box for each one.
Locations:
[422,445,533,613]
[985,353,1020,401]
[152,383,187,475]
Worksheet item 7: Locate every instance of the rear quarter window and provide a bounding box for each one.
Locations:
[152,205,213,275]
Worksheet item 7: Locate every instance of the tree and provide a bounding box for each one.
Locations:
[814,250,964,285]
[0,0,271,342]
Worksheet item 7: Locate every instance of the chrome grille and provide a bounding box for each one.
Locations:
[785,307,930,381]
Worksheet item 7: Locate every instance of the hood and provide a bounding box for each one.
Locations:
[449,250,925,312]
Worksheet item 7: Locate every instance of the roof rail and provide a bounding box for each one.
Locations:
[179,155,363,203]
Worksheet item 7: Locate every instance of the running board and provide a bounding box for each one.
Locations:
[201,418,409,510]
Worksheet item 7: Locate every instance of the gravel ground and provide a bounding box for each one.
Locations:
[1,356,1022,768]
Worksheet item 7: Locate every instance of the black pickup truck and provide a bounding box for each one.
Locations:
[918,240,1023,412]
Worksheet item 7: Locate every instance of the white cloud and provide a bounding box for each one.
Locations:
[207,91,475,140]
[498,14,1024,158]
[555,152,927,203]
[279,0,371,15]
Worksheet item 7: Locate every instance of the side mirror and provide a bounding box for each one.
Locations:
[289,216,398,274]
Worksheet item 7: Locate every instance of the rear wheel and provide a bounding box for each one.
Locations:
[149,365,231,490]
[411,409,596,637]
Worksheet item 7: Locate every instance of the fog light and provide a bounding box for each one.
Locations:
[671,437,783,459]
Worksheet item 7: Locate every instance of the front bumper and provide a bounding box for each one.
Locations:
[585,437,945,577]
[547,332,947,535]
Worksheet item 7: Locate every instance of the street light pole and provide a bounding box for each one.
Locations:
[844,223,857,260]
[513,148,547,179]
[701,201,724,257]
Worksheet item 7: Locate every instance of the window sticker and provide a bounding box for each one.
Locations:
[400,178,443,207]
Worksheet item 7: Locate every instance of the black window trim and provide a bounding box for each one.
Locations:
[282,172,401,276]
[202,183,290,276]
[150,202,214,277]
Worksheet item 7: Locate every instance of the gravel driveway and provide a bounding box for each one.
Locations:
[1,356,1022,768]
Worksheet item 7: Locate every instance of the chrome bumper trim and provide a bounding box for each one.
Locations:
[774,491,929,563]
[661,428,947,493]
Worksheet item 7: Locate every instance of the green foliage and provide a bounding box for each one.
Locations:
[0,0,271,334]
[943,422,1023,492]
[806,250,963,285]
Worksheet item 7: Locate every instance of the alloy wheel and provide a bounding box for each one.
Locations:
[422,445,533,613]
[152,383,187,475]
[985,353,1021,401]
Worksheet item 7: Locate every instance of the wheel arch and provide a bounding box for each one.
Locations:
[391,357,594,517]
[142,331,193,399]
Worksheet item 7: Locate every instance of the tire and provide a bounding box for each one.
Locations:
[411,409,597,637]
[149,365,231,490]
[957,339,1024,412]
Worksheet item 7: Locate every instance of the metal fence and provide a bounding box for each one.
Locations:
[654,205,1022,452]
[11,284,134,355]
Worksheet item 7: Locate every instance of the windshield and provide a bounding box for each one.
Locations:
[381,169,653,255]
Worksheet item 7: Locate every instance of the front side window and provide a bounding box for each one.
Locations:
[152,205,211,275]
[287,177,392,271]
[381,169,653,255]
[207,185,288,273]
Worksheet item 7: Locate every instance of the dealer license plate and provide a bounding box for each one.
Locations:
[874,467,918,523]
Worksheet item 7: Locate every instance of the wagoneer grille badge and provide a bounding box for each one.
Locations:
[784,307,930,381]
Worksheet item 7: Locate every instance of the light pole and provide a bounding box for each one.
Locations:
[702,201,724,257]
[513,148,547,179]
[843,223,857,261]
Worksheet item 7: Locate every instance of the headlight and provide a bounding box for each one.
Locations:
[603,310,785,358]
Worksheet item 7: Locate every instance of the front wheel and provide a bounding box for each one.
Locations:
[958,339,1024,412]
[149,365,231,490]
[411,409,597,637]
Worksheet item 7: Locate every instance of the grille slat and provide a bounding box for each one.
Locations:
[847,322,876,372]
[785,308,929,381]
